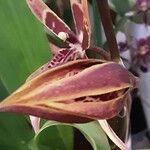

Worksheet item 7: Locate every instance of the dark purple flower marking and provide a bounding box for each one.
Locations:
[132,36,150,72]
[118,42,129,52]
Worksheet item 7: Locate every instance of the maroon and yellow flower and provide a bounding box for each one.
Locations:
[0,59,136,122]
[0,0,137,124]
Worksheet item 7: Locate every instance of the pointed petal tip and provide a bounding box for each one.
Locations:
[30,116,40,133]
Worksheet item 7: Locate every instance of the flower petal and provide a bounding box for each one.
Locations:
[30,115,40,133]
[70,0,83,36]
[0,59,136,123]
[26,0,72,37]
[70,0,91,49]
[81,0,91,49]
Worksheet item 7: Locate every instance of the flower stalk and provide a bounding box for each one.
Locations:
[96,0,120,62]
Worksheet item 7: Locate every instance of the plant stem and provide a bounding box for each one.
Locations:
[96,0,120,62]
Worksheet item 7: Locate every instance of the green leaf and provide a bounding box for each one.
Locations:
[34,121,111,150]
[32,123,73,150]
[0,113,34,150]
[0,80,8,100]
[115,16,128,32]
[74,122,111,150]
[0,0,51,93]
[109,0,134,16]
[90,0,102,47]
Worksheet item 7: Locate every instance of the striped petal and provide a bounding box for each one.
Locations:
[70,0,83,36]
[81,0,91,49]
[26,0,72,38]
[70,0,91,49]
[0,59,136,123]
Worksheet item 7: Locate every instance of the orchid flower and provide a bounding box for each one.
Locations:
[126,0,150,24]
[26,0,91,74]
[132,36,150,72]
[117,31,150,72]
[136,0,150,24]
[24,0,93,132]
[25,0,108,133]
[25,0,92,132]
[0,0,137,149]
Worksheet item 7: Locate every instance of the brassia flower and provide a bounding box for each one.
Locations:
[0,0,137,124]
[25,0,109,132]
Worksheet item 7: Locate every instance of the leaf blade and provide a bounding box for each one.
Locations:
[0,0,51,92]
[35,121,111,150]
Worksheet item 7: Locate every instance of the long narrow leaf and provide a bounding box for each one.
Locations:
[0,0,51,92]
[34,121,111,150]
